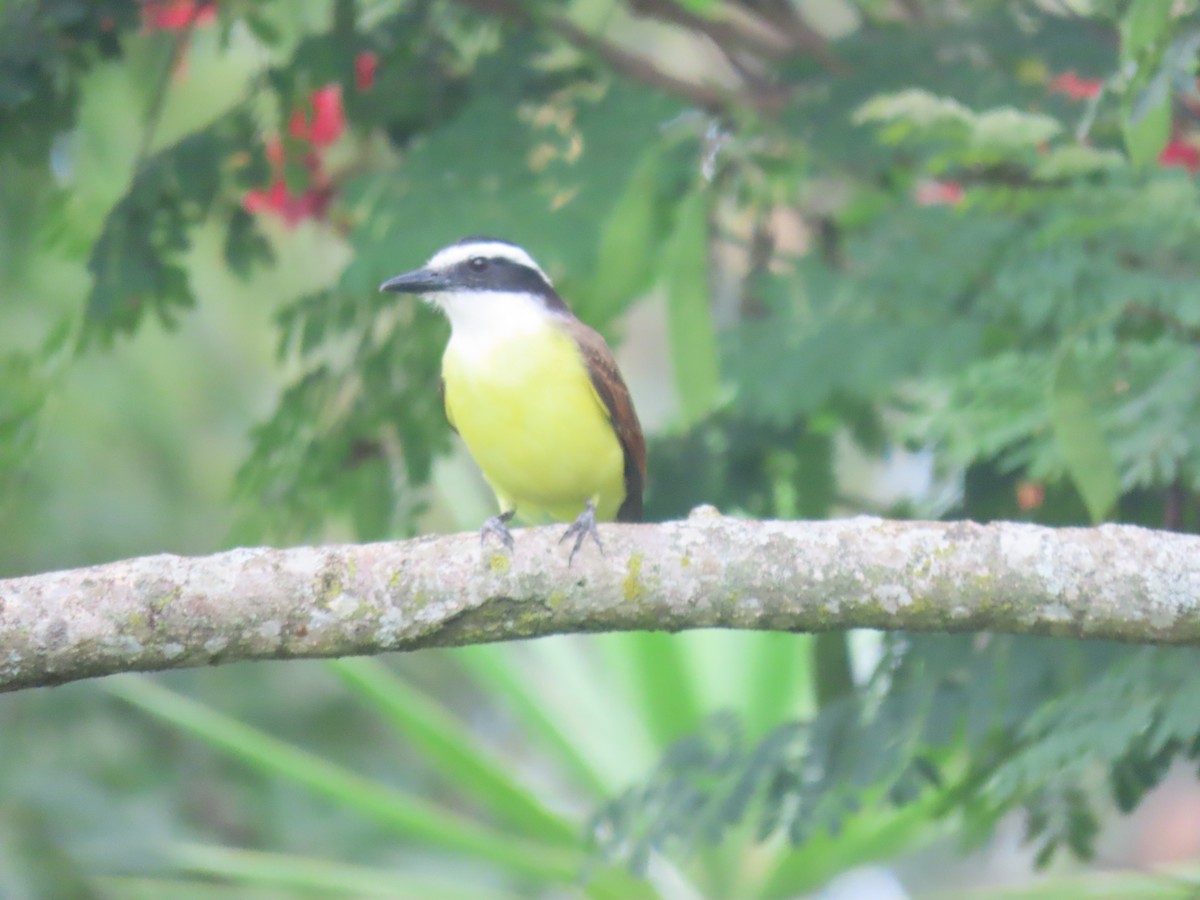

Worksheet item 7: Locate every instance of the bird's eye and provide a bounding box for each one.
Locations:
[468,257,488,272]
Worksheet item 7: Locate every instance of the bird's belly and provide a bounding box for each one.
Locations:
[442,332,625,522]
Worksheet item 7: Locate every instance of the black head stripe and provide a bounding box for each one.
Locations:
[447,256,570,313]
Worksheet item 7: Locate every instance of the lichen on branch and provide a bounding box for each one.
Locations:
[2,509,1199,692]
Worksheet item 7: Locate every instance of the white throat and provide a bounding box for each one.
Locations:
[432,291,556,357]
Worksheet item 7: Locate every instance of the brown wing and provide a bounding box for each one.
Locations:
[565,319,647,522]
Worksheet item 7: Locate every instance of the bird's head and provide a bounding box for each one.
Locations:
[379,238,569,329]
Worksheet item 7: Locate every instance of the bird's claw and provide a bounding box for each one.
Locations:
[560,500,603,566]
[480,510,516,552]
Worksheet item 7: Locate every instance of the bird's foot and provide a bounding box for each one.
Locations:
[480,510,516,552]
[560,500,603,566]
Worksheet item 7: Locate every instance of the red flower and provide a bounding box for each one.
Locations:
[243,181,294,223]
[245,93,343,227]
[263,136,285,168]
[1048,71,1103,101]
[914,179,964,207]
[1159,136,1200,173]
[242,141,334,224]
[355,52,379,92]
[242,179,334,228]
[142,0,217,31]
[244,84,351,226]
[1016,481,1045,512]
[289,86,345,148]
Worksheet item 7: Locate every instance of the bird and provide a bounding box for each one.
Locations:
[379,237,646,562]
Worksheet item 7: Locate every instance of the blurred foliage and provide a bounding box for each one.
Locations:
[5,0,1200,898]
[597,637,1200,879]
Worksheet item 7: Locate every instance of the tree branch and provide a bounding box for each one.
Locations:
[627,0,802,60]
[451,0,791,113]
[2,510,1199,692]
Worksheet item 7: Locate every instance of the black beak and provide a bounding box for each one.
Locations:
[379,268,447,294]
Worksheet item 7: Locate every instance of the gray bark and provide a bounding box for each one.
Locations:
[2,508,1198,692]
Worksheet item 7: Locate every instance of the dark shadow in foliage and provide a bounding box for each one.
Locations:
[0,0,139,164]
[84,110,271,344]
[646,412,837,523]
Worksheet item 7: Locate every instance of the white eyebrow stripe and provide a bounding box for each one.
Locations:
[426,242,552,284]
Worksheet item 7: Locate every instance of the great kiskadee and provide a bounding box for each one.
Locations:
[379,237,646,560]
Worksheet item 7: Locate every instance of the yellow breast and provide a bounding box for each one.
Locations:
[441,317,625,523]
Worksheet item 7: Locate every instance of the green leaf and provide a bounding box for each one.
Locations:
[223,207,274,279]
[326,658,576,845]
[743,633,813,737]
[852,88,973,130]
[345,456,395,541]
[242,12,285,47]
[0,800,104,900]
[813,632,855,708]
[1049,350,1119,523]
[1120,0,1173,64]
[0,350,51,472]
[283,158,309,196]
[612,632,705,747]
[581,141,671,325]
[343,61,681,310]
[969,108,1060,152]
[450,644,620,797]
[169,843,502,900]
[1122,67,1171,170]
[84,113,254,341]
[1032,145,1125,181]
[663,186,719,426]
[503,638,660,789]
[105,676,582,883]
[758,795,947,898]
[943,865,1200,898]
